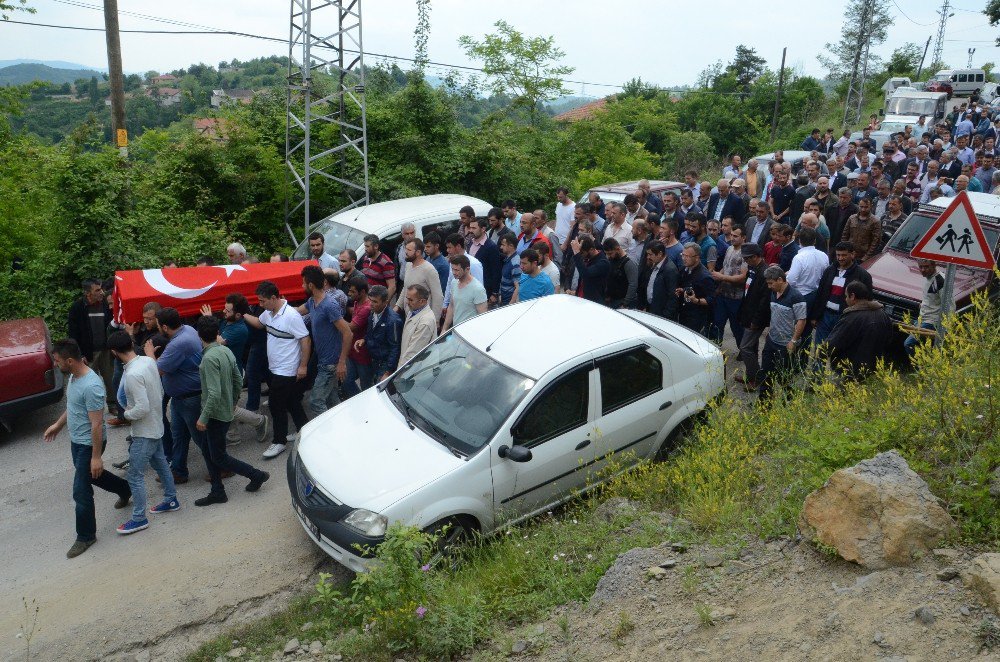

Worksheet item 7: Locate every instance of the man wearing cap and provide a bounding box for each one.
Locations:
[736,243,770,390]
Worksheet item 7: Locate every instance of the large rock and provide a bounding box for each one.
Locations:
[964,554,1000,610]
[798,450,955,569]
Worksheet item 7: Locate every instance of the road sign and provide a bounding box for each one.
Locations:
[910,191,996,270]
[116,129,128,148]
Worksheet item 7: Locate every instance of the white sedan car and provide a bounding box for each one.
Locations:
[287,296,724,572]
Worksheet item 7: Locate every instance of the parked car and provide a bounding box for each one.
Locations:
[580,180,685,205]
[0,317,64,431]
[291,194,493,265]
[933,68,987,97]
[287,296,725,572]
[864,192,1000,324]
[749,150,828,176]
[925,77,954,99]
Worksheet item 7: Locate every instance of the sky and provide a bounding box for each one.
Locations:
[0,0,998,92]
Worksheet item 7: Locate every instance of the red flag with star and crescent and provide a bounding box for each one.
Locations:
[112,261,318,324]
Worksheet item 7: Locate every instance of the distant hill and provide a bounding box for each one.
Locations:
[0,63,104,87]
[0,59,106,71]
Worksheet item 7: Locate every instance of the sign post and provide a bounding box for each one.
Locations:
[909,191,995,327]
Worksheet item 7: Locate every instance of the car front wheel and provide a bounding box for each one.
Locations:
[423,516,476,567]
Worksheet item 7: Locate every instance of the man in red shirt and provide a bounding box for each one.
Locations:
[343,276,373,398]
[361,234,396,302]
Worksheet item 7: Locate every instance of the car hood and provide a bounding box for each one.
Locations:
[864,250,987,303]
[883,114,920,123]
[296,387,464,512]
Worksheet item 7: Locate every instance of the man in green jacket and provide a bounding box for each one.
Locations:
[193,315,269,507]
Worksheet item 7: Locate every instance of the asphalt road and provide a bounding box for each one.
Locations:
[0,395,344,662]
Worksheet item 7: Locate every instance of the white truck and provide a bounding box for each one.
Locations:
[879,89,949,138]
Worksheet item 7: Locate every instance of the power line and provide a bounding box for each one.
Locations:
[890,0,937,26]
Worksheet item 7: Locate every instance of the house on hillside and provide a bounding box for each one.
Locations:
[553,97,610,122]
[146,87,182,107]
[210,89,256,108]
[151,74,178,86]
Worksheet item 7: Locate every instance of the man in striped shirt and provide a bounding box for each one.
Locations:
[758,265,808,401]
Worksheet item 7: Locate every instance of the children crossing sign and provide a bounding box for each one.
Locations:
[910,191,996,270]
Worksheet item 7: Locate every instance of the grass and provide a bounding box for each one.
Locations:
[190,293,1000,661]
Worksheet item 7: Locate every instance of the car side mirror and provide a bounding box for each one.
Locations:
[498,445,532,462]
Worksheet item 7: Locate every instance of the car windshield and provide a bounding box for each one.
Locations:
[291,220,367,260]
[889,212,1000,253]
[386,332,535,456]
[886,97,937,116]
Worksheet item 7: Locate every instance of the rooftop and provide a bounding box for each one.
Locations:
[553,97,609,122]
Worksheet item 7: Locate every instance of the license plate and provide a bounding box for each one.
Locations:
[295,503,320,539]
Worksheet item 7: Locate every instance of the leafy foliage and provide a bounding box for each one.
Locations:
[459,20,575,124]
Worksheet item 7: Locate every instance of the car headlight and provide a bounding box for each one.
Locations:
[343,509,388,537]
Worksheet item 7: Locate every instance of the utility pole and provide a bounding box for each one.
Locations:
[770,47,787,142]
[103,0,127,156]
[843,0,875,128]
[916,35,932,80]
[968,48,976,68]
[931,0,952,71]
[285,0,369,245]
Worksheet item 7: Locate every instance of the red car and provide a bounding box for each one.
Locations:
[0,317,64,431]
[864,193,1000,324]
[925,78,954,99]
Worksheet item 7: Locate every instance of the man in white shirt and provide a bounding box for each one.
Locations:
[604,201,633,255]
[785,225,829,309]
[535,242,562,293]
[554,186,575,245]
[244,281,311,460]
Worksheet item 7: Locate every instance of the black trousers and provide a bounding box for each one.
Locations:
[269,374,308,444]
[203,419,264,494]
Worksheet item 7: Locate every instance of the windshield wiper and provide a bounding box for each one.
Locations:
[402,405,469,459]
[391,393,415,430]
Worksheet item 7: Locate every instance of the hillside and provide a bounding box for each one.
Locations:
[0,62,103,87]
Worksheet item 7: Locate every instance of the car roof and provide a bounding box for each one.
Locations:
[890,90,947,99]
[590,180,683,194]
[753,150,813,162]
[314,194,493,233]
[924,192,1000,225]
[454,296,654,380]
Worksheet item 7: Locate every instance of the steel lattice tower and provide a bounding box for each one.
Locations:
[931,0,951,71]
[285,0,369,244]
[843,0,877,128]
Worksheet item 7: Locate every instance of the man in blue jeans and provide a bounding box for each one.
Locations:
[296,265,353,416]
[144,307,203,483]
[107,332,180,534]
[45,339,131,558]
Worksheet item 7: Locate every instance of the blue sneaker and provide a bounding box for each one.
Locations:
[116,519,149,535]
[149,499,181,514]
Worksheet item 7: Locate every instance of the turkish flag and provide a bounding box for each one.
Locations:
[112,261,318,324]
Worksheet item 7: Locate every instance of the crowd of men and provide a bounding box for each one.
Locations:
[54,100,987,557]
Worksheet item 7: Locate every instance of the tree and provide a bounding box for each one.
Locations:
[458,20,574,125]
[0,0,33,20]
[984,62,996,79]
[884,43,922,77]
[620,77,659,101]
[727,45,767,92]
[819,0,893,82]
[988,0,1000,45]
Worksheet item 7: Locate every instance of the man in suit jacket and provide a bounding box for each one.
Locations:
[467,218,502,304]
[825,157,847,193]
[705,179,745,224]
[743,203,774,249]
[398,284,438,367]
[640,242,679,320]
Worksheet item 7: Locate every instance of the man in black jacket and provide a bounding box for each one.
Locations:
[825,281,893,380]
[602,238,638,309]
[640,242,679,320]
[675,243,716,335]
[736,244,770,388]
[467,218,502,305]
[67,279,116,415]
[810,241,873,346]
[570,234,610,303]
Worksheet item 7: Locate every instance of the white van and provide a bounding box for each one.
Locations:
[292,194,494,262]
[881,90,949,137]
[935,69,987,96]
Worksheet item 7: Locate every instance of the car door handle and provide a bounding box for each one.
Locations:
[659,401,673,411]
[575,440,591,451]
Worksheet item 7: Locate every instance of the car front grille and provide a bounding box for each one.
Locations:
[295,455,339,508]
[874,290,919,323]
